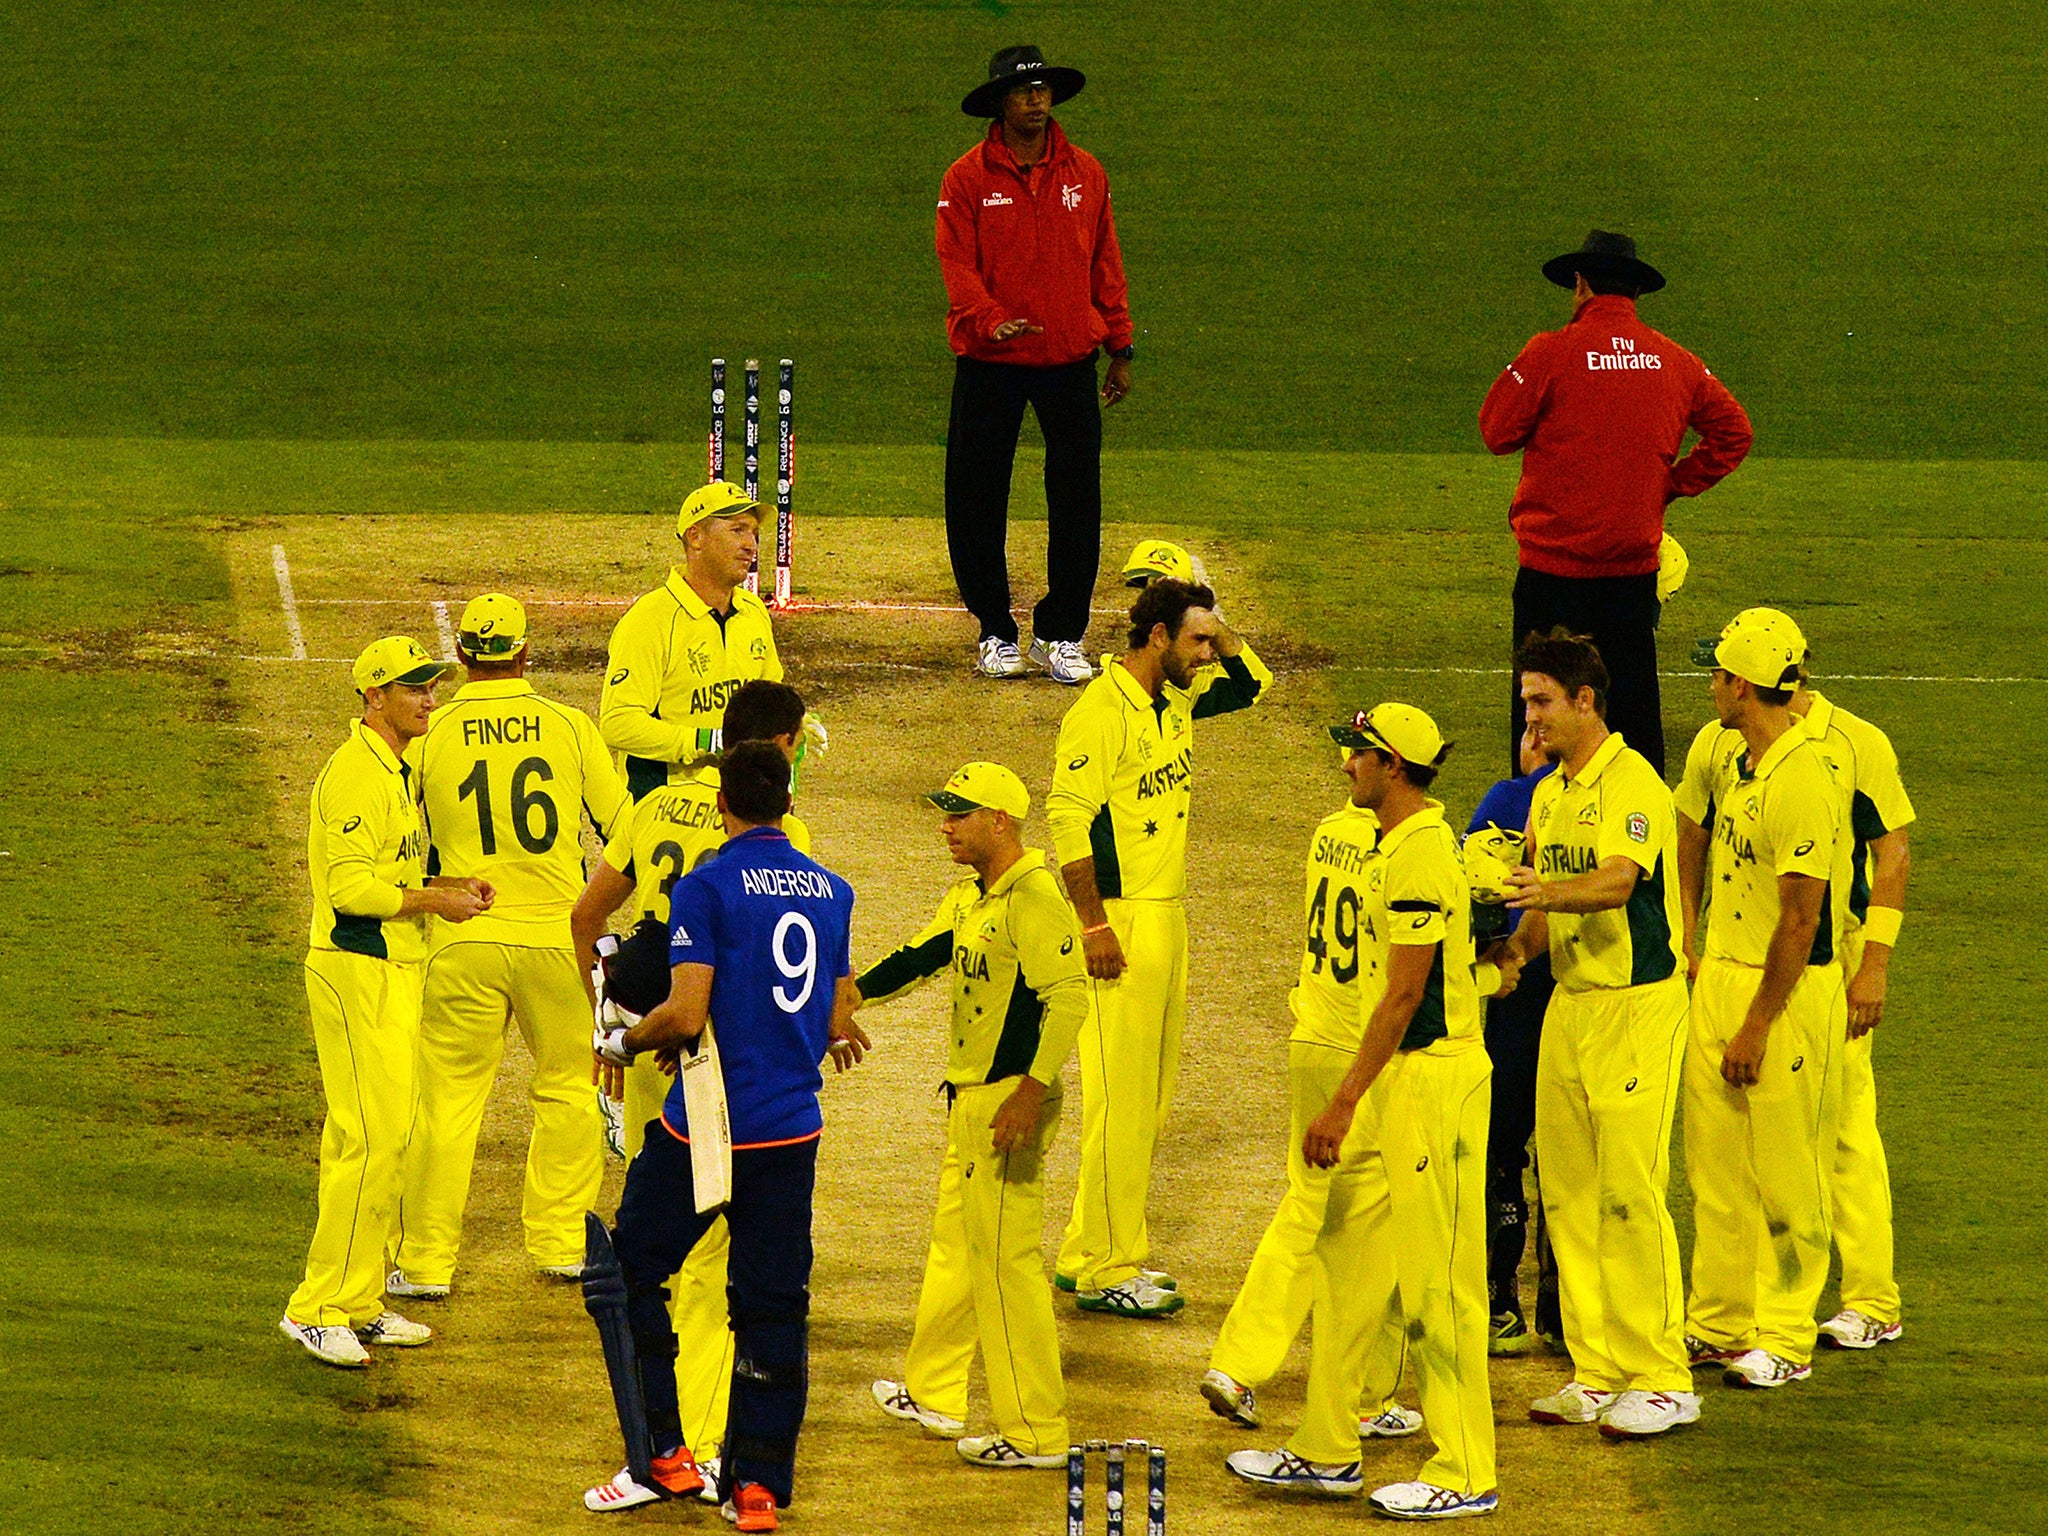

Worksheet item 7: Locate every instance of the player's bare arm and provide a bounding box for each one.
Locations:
[629,961,715,1052]
[1722,873,1827,1087]
[1677,812,1710,980]
[1303,940,1433,1168]
[1060,855,1127,980]
[988,1074,1049,1154]
[398,880,491,922]
[1848,827,1910,1037]
[1504,854,1639,914]
[570,863,635,1007]
[826,974,870,1073]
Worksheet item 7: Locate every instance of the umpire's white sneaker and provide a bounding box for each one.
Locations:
[1076,1275,1185,1317]
[1528,1382,1616,1424]
[976,637,1029,679]
[357,1311,432,1347]
[1723,1349,1811,1388]
[871,1379,965,1438]
[1368,1481,1500,1520]
[1224,1448,1362,1497]
[1819,1309,1902,1350]
[1201,1368,1260,1427]
[956,1434,1067,1469]
[1360,1403,1425,1438]
[1598,1390,1701,1439]
[584,1469,665,1512]
[279,1315,369,1368]
[384,1267,449,1300]
[1028,638,1096,685]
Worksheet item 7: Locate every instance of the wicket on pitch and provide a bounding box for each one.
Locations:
[708,356,795,609]
[1066,1440,1165,1536]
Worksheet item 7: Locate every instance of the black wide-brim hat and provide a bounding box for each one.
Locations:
[962,44,1085,117]
[1541,229,1666,294]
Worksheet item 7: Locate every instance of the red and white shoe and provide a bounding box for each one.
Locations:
[583,1470,664,1512]
[1819,1309,1902,1350]
[724,1481,779,1532]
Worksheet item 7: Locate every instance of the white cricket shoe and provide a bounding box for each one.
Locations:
[956,1433,1068,1469]
[279,1315,369,1368]
[1528,1382,1616,1424]
[584,1468,665,1512]
[1598,1390,1701,1439]
[1723,1349,1811,1388]
[357,1311,432,1347]
[1028,638,1096,685]
[1076,1274,1185,1318]
[696,1455,723,1505]
[1360,1403,1425,1438]
[384,1268,449,1300]
[1224,1447,1362,1497]
[871,1379,965,1438]
[1819,1309,1902,1350]
[598,1088,627,1160]
[1201,1368,1260,1427]
[537,1263,585,1282]
[1368,1481,1500,1520]
[976,637,1029,679]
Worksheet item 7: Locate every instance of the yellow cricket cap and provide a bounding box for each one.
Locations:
[353,636,455,694]
[1121,538,1194,587]
[457,592,528,659]
[677,480,762,538]
[1656,533,1689,603]
[1692,607,1807,690]
[1328,702,1453,767]
[926,761,1031,819]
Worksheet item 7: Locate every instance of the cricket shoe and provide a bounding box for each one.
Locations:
[536,1263,585,1283]
[1201,1368,1260,1427]
[871,1379,965,1438]
[723,1482,778,1532]
[598,1088,626,1160]
[584,1447,704,1510]
[1076,1275,1185,1318]
[1360,1404,1424,1439]
[584,1469,665,1512]
[1819,1309,1902,1350]
[1723,1349,1811,1389]
[956,1433,1068,1469]
[696,1456,723,1505]
[1685,1334,1745,1369]
[1528,1382,1615,1425]
[977,637,1029,679]
[384,1268,449,1300]
[1224,1448,1363,1497]
[1487,1311,1534,1356]
[1028,638,1096,685]
[279,1315,369,1368]
[1057,1268,1177,1293]
[1368,1482,1500,1520]
[1598,1390,1701,1439]
[356,1311,432,1347]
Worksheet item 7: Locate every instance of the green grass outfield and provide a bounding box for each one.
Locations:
[3,443,2044,1532]
[3,3,2045,452]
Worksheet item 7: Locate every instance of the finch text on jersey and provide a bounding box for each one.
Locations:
[460,714,544,746]
[739,866,838,900]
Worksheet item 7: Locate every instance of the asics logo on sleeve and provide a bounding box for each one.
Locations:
[342,816,361,833]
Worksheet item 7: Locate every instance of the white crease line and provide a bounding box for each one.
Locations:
[294,596,1127,616]
[271,545,307,661]
[431,601,457,660]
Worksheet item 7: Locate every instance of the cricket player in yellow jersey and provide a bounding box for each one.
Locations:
[860,764,1089,1470]
[281,637,488,1368]
[1232,704,1497,1519]
[1200,787,1420,1445]
[568,680,813,1499]
[601,480,784,800]
[1500,630,1694,1438]
[1047,577,1271,1314]
[1675,608,1851,1389]
[388,596,627,1294]
[1679,646,1916,1350]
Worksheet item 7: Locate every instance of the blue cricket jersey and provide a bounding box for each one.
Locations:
[662,826,855,1147]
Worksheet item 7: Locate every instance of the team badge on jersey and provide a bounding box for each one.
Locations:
[1626,812,1649,843]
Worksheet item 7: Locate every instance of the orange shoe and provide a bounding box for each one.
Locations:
[727,1481,778,1532]
[650,1446,705,1499]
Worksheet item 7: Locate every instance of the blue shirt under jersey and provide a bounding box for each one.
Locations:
[1468,762,1556,936]
[663,826,854,1147]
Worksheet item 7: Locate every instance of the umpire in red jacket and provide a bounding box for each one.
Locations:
[937,46,1134,686]
[1480,232,1752,776]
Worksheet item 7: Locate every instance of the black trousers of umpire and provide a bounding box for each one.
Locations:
[1510,567,1666,777]
[945,353,1103,645]
[1484,952,1558,1324]
[615,1126,818,1509]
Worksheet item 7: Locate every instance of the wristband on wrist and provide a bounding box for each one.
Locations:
[1081,921,1111,937]
[1861,906,1903,948]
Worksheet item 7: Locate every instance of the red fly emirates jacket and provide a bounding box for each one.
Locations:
[1479,295,1753,578]
[937,120,1133,368]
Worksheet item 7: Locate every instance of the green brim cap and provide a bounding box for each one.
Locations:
[1690,636,1721,667]
[927,790,982,814]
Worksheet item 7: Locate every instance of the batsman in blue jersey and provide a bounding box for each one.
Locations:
[581,741,868,1532]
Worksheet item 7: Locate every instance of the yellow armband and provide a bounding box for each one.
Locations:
[1861,906,1903,949]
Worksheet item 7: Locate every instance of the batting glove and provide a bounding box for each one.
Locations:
[593,1022,638,1068]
